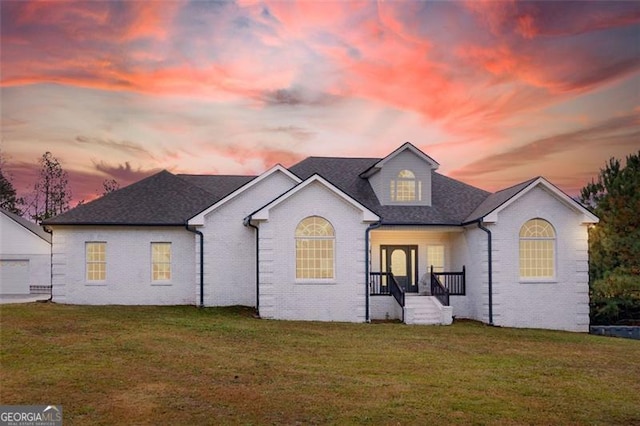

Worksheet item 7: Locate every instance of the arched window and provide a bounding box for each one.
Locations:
[391,169,421,202]
[519,219,555,279]
[295,216,335,279]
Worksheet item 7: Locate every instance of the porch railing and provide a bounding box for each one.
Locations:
[369,272,390,295]
[388,274,405,308]
[430,273,450,307]
[431,266,466,296]
[370,272,405,307]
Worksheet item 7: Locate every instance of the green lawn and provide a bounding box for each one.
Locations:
[1,304,639,425]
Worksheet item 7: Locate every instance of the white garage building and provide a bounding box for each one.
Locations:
[0,208,51,295]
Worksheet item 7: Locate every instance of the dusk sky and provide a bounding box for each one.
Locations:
[1,0,639,205]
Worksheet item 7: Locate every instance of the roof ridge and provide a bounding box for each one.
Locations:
[433,171,491,195]
[301,156,381,160]
[177,173,256,178]
[492,176,539,194]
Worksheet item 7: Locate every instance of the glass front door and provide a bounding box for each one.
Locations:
[381,245,418,293]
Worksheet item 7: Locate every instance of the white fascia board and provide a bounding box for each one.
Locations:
[251,174,380,222]
[188,164,301,226]
[483,177,599,224]
[375,142,440,170]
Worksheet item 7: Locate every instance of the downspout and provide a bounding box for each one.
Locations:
[185,224,204,308]
[365,221,383,323]
[43,226,53,302]
[476,220,494,326]
[243,216,260,317]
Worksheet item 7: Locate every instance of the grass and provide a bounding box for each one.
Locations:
[1,304,639,425]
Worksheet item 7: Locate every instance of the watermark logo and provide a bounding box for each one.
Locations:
[0,405,62,426]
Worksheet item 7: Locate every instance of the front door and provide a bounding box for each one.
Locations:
[381,245,418,293]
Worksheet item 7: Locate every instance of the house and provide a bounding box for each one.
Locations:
[42,143,598,331]
[1,208,52,295]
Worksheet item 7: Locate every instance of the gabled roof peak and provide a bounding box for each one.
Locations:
[248,173,379,223]
[1,207,51,243]
[360,142,439,177]
[465,176,598,224]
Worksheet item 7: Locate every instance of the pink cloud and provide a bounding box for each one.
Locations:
[449,112,640,194]
[215,145,305,170]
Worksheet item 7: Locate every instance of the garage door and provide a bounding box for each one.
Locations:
[0,260,30,294]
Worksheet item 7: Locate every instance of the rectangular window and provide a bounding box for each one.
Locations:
[395,180,415,201]
[296,239,334,279]
[427,245,445,272]
[86,242,106,281]
[519,240,554,278]
[390,170,421,202]
[152,243,172,281]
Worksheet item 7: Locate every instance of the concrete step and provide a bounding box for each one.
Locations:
[403,295,452,325]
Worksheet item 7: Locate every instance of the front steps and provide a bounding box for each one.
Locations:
[404,295,453,325]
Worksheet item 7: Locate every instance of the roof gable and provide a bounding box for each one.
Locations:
[467,177,598,224]
[1,208,51,243]
[360,142,439,178]
[188,164,301,225]
[249,174,379,223]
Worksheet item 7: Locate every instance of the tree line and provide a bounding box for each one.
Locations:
[0,151,119,222]
[579,151,640,325]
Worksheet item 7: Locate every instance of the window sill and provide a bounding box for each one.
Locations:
[295,280,337,285]
[85,282,107,286]
[151,282,172,286]
[519,279,557,284]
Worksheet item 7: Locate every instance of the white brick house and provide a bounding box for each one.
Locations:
[44,143,598,331]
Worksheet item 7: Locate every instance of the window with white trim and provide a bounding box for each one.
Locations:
[86,242,106,281]
[519,219,555,279]
[427,245,445,273]
[295,216,335,280]
[151,242,172,281]
[390,169,422,202]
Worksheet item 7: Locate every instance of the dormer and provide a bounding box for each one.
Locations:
[361,142,439,206]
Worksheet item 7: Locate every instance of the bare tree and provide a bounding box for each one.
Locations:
[30,152,72,223]
[102,178,120,195]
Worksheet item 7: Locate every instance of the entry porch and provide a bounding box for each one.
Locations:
[368,226,468,325]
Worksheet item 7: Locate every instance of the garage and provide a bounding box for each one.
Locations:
[0,260,30,294]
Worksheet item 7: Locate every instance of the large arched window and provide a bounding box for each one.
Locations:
[519,219,556,279]
[390,169,422,202]
[295,216,335,279]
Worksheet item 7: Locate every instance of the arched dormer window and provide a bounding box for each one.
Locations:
[295,216,335,279]
[519,218,556,279]
[391,169,422,202]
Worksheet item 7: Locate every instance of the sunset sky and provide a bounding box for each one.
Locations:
[1,0,639,205]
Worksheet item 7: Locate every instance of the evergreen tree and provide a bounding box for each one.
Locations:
[580,152,640,324]
[0,169,23,214]
[0,151,24,214]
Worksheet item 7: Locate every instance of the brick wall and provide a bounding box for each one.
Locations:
[489,186,590,332]
[200,171,297,307]
[257,181,370,322]
[51,226,196,305]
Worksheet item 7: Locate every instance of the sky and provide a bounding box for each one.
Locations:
[1,0,639,206]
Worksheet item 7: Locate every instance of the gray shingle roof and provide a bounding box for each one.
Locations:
[1,208,51,243]
[42,153,537,227]
[178,174,255,199]
[290,157,490,224]
[463,178,537,223]
[43,170,244,226]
